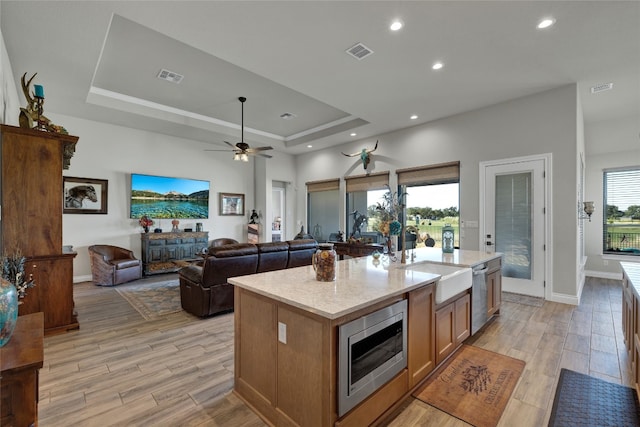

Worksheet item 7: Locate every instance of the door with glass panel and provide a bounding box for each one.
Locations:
[482,158,546,298]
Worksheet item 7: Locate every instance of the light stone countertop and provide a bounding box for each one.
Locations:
[229,247,501,320]
[401,246,502,267]
[622,262,640,298]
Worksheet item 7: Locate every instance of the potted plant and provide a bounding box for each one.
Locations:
[0,249,35,347]
[2,249,35,301]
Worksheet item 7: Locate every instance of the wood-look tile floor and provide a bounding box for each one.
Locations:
[38,276,630,426]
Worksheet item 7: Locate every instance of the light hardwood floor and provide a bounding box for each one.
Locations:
[38,276,629,426]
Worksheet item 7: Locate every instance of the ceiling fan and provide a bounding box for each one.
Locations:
[206,96,273,161]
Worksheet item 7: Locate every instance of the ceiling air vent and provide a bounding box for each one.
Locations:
[346,43,374,60]
[157,68,184,84]
[591,82,613,94]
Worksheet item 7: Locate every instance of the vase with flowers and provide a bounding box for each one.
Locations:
[139,216,154,233]
[1,249,36,347]
[374,185,406,260]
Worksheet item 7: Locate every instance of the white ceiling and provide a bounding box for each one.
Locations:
[2,1,639,155]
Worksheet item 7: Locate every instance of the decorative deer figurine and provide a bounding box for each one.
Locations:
[19,72,67,134]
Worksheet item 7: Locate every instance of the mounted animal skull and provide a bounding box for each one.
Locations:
[342,140,378,170]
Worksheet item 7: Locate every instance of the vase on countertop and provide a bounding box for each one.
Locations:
[0,278,19,347]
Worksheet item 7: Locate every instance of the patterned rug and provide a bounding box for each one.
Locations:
[115,276,182,320]
[413,345,525,427]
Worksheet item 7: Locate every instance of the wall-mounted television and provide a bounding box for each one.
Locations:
[130,173,210,219]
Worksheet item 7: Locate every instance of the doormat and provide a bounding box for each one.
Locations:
[115,278,182,320]
[502,291,544,307]
[413,345,525,427]
[548,368,640,427]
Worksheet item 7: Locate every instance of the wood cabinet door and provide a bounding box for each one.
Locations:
[408,284,435,388]
[435,303,455,366]
[19,255,75,333]
[454,293,471,345]
[2,131,63,255]
[487,270,501,317]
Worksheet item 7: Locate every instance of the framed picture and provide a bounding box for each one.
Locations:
[219,192,245,216]
[63,176,108,214]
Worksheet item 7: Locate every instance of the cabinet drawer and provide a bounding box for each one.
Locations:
[181,238,196,244]
[148,239,165,246]
[165,239,180,245]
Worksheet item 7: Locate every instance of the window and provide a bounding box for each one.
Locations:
[345,172,389,242]
[603,167,640,256]
[307,179,340,242]
[397,162,460,250]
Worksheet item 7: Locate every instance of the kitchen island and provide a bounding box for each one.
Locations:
[230,247,501,426]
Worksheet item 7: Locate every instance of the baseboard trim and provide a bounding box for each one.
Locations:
[547,292,579,306]
[585,270,622,280]
[74,274,93,283]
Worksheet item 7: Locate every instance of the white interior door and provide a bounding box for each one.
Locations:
[481,158,546,298]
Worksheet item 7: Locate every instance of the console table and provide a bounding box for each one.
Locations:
[141,231,208,275]
[0,312,44,427]
[329,241,385,260]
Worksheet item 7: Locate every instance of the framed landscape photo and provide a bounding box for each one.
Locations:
[219,192,245,216]
[63,176,108,214]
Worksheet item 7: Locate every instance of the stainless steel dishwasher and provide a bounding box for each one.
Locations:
[471,263,489,335]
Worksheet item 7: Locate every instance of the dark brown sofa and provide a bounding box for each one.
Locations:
[179,239,317,317]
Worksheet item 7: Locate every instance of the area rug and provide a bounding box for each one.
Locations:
[115,278,182,320]
[502,291,544,307]
[413,345,525,427]
[548,368,640,427]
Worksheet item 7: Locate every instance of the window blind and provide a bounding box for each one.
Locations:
[397,161,460,186]
[345,172,389,193]
[306,179,340,193]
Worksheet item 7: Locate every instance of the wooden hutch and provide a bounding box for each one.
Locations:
[0,124,79,335]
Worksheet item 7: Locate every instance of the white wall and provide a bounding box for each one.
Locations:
[50,113,283,281]
[584,116,640,278]
[295,85,581,300]
[0,25,19,125]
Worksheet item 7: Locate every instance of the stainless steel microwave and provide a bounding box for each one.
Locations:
[338,299,407,417]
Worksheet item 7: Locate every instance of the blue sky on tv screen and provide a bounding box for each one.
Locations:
[132,174,209,195]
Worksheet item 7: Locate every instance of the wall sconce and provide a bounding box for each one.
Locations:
[580,201,595,221]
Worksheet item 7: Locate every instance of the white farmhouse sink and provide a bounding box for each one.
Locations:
[405,262,472,304]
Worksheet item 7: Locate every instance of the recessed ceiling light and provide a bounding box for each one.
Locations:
[390,20,403,31]
[432,62,444,70]
[307,144,313,148]
[350,133,357,137]
[410,115,418,120]
[537,17,556,29]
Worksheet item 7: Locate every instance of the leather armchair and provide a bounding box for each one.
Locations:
[88,245,142,286]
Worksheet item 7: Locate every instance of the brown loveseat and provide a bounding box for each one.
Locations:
[179,239,317,317]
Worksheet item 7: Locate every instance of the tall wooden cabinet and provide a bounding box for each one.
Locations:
[0,125,79,335]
